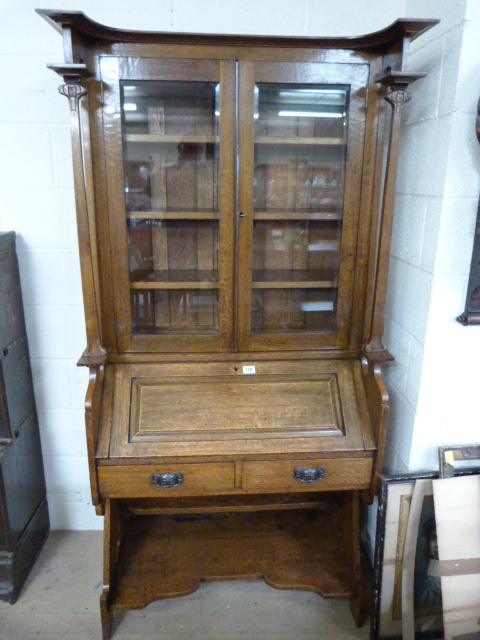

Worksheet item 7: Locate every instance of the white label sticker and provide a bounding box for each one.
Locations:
[243,365,256,375]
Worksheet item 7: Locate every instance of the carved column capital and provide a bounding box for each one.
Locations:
[384,89,412,117]
[58,82,87,112]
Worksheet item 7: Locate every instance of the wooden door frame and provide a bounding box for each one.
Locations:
[100,56,236,354]
[236,60,369,352]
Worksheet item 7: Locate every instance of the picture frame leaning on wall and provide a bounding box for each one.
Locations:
[371,473,444,640]
[371,463,480,640]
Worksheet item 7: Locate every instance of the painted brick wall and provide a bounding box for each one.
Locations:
[3,0,475,529]
[383,0,480,473]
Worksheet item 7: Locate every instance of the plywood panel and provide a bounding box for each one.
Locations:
[433,475,480,640]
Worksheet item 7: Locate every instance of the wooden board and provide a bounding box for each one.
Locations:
[433,475,480,640]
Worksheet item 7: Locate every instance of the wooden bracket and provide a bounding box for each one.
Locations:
[46,63,94,83]
[48,64,94,112]
[375,69,426,89]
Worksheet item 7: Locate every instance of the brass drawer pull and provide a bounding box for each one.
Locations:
[152,471,184,489]
[294,467,325,484]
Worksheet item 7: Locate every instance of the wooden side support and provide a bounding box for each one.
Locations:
[362,72,426,497]
[361,356,390,502]
[365,70,427,356]
[342,491,366,627]
[49,63,107,363]
[84,366,105,510]
[100,498,121,640]
[365,86,410,354]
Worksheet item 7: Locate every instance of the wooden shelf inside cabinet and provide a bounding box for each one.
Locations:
[125,493,333,515]
[127,210,219,221]
[130,270,219,290]
[254,136,347,146]
[254,210,342,221]
[125,134,219,144]
[110,507,357,611]
[252,269,337,289]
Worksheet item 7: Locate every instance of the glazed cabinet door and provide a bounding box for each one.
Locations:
[237,61,368,352]
[101,57,235,353]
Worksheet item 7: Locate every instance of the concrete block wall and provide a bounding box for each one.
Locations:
[383,0,480,473]
[0,0,406,530]
[1,0,477,529]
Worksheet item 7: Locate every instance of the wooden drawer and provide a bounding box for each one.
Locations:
[98,463,235,498]
[242,457,373,492]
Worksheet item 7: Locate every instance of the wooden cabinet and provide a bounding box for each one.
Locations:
[0,232,49,603]
[39,10,437,638]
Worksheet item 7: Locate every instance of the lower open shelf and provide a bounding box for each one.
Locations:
[110,506,358,611]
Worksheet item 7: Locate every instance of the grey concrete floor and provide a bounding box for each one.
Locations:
[0,531,370,639]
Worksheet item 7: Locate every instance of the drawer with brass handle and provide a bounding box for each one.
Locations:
[98,463,235,498]
[242,457,373,492]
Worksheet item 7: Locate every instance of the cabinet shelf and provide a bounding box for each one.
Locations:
[252,269,337,289]
[125,134,218,144]
[254,210,342,221]
[133,326,219,336]
[130,270,219,290]
[125,134,346,147]
[254,136,347,146]
[252,320,335,334]
[110,508,357,610]
[127,210,219,221]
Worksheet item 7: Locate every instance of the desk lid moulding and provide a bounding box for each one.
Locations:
[96,359,376,460]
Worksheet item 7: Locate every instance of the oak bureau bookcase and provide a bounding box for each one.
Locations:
[37,10,437,639]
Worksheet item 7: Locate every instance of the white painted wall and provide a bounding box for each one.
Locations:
[0,0,477,529]
[383,0,480,473]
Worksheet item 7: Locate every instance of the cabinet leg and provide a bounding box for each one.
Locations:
[100,592,113,640]
[349,587,367,628]
[99,498,121,640]
[342,491,367,627]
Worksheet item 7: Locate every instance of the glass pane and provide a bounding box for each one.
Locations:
[131,289,219,334]
[121,80,220,336]
[252,289,336,333]
[252,83,348,334]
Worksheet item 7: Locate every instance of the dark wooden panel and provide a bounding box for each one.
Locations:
[0,232,48,603]
[2,337,35,433]
[1,413,47,545]
[0,498,49,604]
[0,234,25,351]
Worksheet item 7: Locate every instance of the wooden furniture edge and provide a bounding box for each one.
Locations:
[101,499,121,640]
[36,10,439,50]
[85,366,105,509]
[361,355,390,501]
[47,63,107,363]
[364,71,425,355]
